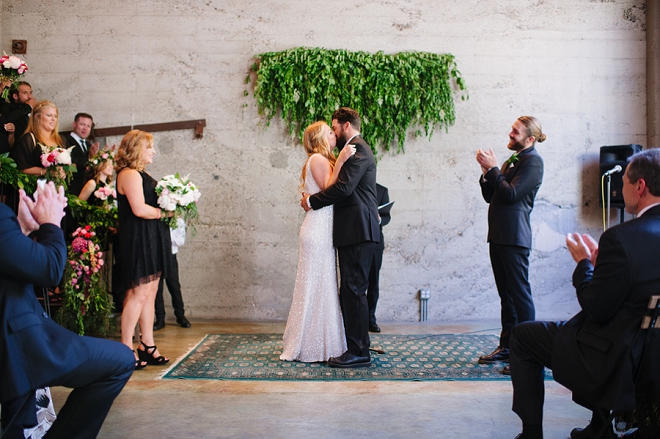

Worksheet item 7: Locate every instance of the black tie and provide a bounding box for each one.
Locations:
[81,139,87,152]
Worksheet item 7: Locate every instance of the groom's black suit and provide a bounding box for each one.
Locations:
[309,136,380,357]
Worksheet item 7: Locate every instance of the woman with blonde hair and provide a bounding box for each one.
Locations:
[115,130,170,369]
[280,121,355,362]
[10,100,65,177]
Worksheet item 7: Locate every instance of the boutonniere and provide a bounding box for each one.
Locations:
[504,153,519,168]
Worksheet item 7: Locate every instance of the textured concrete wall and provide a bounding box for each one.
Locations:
[649,0,659,149]
[1,0,647,322]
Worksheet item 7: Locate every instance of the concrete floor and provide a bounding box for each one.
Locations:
[51,320,591,439]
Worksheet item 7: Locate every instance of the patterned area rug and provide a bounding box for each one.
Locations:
[162,333,541,381]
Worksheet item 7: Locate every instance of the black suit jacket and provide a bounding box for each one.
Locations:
[0,203,88,403]
[375,184,390,250]
[479,146,544,249]
[309,136,380,248]
[62,132,89,195]
[0,101,31,143]
[0,101,31,154]
[552,205,660,411]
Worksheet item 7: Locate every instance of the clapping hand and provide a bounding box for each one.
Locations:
[476,148,498,174]
[22,182,67,228]
[566,233,599,265]
[17,189,39,235]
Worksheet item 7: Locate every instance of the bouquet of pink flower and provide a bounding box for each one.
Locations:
[40,145,76,188]
[93,184,118,210]
[0,54,28,99]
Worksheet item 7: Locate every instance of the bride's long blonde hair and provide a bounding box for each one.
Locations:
[300,121,336,189]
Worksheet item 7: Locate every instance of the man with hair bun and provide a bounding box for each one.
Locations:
[475,116,546,370]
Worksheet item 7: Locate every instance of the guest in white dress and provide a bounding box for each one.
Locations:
[280,121,355,362]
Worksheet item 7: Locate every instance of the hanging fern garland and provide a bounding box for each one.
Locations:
[249,47,467,154]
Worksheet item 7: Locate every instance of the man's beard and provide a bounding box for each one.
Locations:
[508,138,525,151]
[336,132,348,149]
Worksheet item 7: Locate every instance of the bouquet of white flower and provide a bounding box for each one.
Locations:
[155,173,201,232]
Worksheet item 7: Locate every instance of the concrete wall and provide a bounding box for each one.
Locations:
[1,0,647,322]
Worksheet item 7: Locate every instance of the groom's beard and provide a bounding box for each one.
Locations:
[336,133,348,150]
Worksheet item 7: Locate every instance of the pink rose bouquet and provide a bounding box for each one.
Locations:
[0,54,28,99]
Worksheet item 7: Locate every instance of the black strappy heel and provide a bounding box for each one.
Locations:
[134,352,147,370]
[137,341,170,365]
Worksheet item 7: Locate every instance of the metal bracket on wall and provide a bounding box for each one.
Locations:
[419,289,430,322]
[93,119,207,139]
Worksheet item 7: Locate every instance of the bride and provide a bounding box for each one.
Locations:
[280,121,355,362]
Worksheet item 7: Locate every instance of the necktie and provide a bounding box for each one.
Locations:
[81,139,87,152]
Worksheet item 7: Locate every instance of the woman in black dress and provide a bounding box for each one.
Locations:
[78,153,114,206]
[10,100,66,177]
[115,130,170,369]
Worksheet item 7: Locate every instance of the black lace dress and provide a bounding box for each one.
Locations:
[117,171,170,290]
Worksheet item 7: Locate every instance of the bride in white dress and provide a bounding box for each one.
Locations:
[280,121,355,362]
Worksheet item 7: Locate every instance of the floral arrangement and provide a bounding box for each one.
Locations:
[94,185,116,202]
[56,225,114,336]
[40,145,76,188]
[40,145,74,168]
[156,173,201,232]
[0,54,28,99]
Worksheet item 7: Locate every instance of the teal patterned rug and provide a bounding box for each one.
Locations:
[162,333,539,381]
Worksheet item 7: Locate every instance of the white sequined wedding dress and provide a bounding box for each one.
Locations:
[280,155,347,362]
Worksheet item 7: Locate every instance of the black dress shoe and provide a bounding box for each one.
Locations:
[500,365,511,375]
[177,316,191,328]
[327,352,371,368]
[570,424,617,439]
[153,319,165,331]
[369,322,381,333]
[478,346,509,364]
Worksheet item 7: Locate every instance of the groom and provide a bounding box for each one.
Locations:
[301,107,380,368]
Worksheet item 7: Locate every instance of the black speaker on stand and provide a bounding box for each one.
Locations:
[599,144,642,227]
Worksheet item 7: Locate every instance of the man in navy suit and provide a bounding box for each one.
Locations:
[301,107,380,368]
[0,182,134,438]
[475,116,546,367]
[510,148,660,439]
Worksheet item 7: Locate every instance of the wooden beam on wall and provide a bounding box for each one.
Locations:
[93,119,206,139]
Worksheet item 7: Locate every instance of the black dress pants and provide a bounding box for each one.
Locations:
[489,243,535,348]
[1,336,134,439]
[367,246,383,325]
[510,320,559,425]
[511,321,612,429]
[338,241,375,357]
[155,253,185,321]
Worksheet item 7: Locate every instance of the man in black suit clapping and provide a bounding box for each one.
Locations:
[301,107,380,368]
[475,116,546,367]
[510,148,660,439]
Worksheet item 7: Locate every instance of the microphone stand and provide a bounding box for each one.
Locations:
[606,173,612,230]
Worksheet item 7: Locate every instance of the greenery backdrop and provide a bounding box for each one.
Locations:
[249,47,467,154]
